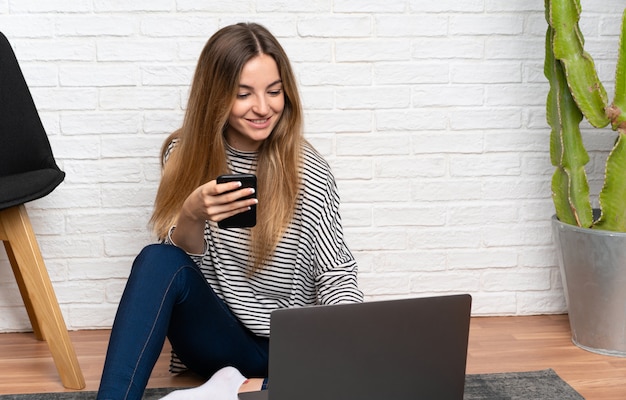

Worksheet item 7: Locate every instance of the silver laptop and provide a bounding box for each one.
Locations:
[239,294,472,400]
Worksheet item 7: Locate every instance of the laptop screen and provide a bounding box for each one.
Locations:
[240,294,471,400]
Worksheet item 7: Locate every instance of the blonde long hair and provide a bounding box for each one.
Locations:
[150,23,304,271]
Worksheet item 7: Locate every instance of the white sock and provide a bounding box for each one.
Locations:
[160,366,247,400]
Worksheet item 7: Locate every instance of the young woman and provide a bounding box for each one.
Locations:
[96,22,363,400]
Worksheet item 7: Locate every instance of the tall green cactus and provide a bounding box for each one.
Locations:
[545,0,626,231]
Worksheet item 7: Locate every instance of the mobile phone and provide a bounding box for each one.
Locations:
[216,173,257,229]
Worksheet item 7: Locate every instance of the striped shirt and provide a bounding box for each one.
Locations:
[165,142,363,338]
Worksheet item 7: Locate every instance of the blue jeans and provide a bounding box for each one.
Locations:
[97,244,269,400]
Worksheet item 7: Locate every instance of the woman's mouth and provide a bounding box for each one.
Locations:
[246,117,272,128]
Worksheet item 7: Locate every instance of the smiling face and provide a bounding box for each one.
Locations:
[225,53,285,151]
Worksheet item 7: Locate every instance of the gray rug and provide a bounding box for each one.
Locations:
[463,369,584,399]
[0,369,583,399]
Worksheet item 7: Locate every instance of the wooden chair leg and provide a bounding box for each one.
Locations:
[0,205,85,390]
[3,241,45,340]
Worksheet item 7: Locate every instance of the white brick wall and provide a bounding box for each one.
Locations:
[0,0,621,332]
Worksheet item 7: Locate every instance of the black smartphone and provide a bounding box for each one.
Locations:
[216,173,257,229]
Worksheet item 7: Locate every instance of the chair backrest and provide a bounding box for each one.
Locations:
[0,31,61,177]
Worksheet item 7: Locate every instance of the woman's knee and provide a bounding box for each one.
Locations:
[131,244,195,277]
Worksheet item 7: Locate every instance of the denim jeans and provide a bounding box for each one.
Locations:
[97,244,269,400]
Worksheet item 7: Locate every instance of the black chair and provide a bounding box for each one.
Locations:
[0,32,84,389]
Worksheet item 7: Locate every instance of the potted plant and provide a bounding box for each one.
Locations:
[546,0,626,356]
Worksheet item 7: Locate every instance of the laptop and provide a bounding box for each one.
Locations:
[239,294,472,400]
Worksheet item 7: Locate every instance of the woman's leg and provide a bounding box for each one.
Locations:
[166,267,269,379]
[97,244,268,400]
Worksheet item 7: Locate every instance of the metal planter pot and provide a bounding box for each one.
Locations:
[552,215,626,357]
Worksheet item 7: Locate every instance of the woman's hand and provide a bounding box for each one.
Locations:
[183,180,257,223]
[171,179,257,253]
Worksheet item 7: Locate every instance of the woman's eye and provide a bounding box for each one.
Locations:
[237,93,250,99]
[268,89,283,96]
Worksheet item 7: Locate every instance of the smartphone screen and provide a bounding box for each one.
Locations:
[216,173,257,229]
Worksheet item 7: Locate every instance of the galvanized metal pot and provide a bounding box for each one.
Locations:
[552,214,626,357]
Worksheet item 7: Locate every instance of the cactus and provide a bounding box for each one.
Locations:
[545,0,626,231]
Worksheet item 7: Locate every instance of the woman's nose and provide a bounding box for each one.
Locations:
[252,95,269,115]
